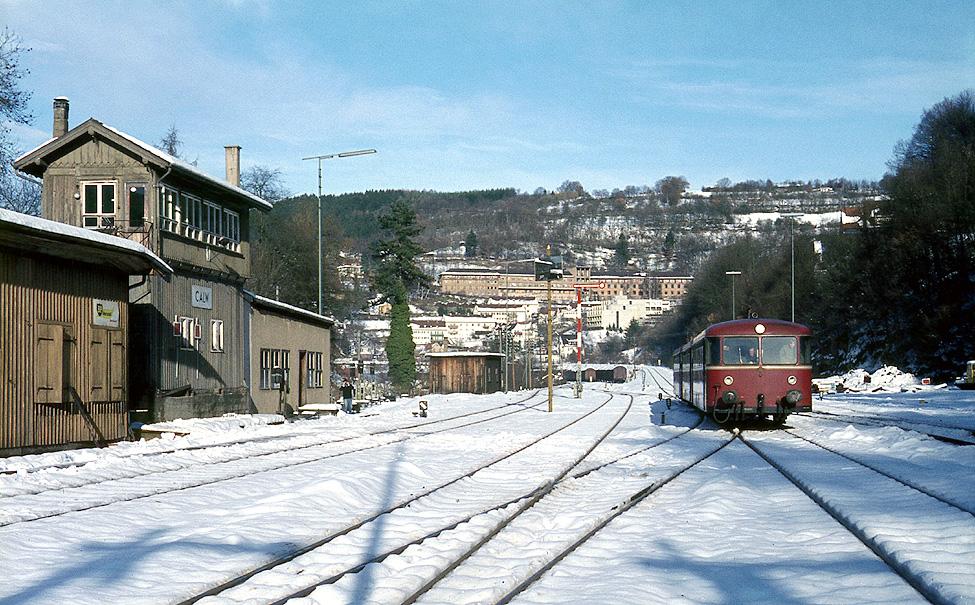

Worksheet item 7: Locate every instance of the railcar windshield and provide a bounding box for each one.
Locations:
[722,337,759,365]
[761,336,798,365]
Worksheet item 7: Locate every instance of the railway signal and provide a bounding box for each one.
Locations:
[569,280,606,398]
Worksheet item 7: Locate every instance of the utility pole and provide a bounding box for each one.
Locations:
[535,245,562,413]
[547,248,554,413]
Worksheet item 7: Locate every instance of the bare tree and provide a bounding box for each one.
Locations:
[0,28,36,214]
[158,125,183,157]
[0,171,40,215]
[240,165,289,203]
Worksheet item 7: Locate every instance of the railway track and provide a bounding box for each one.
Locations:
[794,409,975,445]
[179,391,629,603]
[742,430,975,605]
[0,391,549,525]
[206,405,724,605]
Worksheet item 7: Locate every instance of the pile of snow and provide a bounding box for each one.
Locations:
[137,413,285,435]
[814,366,945,393]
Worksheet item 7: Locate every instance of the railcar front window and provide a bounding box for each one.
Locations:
[723,337,759,365]
[762,336,798,365]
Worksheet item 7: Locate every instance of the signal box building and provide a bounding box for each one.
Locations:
[0,209,171,455]
[428,352,503,394]
[14,98,273,422]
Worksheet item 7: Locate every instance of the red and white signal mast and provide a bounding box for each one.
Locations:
[570,279,606,397]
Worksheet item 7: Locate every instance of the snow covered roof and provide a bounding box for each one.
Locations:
[14,118,272,212]
[244,290,335,326]
[0,208,172,275]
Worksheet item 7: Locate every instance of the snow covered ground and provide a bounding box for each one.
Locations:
[1,368,973,604]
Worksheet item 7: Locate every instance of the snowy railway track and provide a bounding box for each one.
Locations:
[794,410,975,445]
[0,391,543,479]
[742,431,975,605]
[219,405,723,605]
[178,392,628,604]
[0,391,550,525]
[783,428,975,515]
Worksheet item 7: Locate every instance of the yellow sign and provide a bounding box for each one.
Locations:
[92,300,120,328]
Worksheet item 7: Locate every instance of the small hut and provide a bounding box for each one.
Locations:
[428,352,503,394]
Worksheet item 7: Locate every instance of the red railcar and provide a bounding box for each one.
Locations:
[673,319,812,423]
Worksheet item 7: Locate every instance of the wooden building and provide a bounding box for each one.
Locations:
[14,98,273,422]
[428,352,503,394]
[245,291,334,415]
[0,208,171,455]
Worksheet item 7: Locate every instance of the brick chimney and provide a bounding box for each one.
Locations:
[53,97,69,137]
[225,145,241,187]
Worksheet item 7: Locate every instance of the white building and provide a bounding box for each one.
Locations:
[587,296,674,330]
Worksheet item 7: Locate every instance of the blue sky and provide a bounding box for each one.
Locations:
[4,1,974,196]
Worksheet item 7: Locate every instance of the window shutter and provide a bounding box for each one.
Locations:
[35,324,63,404]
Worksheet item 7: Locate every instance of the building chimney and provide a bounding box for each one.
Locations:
[225,145,241,187]
[53,97,70,138]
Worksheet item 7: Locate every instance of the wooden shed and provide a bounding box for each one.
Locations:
[0,209,171,455]
[428,352,503,395]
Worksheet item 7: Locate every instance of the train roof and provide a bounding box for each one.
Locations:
[703,318,811,337]
[675,318,811,355]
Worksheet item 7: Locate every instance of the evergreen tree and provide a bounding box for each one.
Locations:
[386,281,416,392]
[371,196,430,303]
[465,229,478,257]
[371,197,428,392]
[663,229,676,257]
[613,232,630,266]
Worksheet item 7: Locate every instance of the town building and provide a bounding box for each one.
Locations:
[14,98,273,422]
[0,208,171,455]
[439,265,688,304]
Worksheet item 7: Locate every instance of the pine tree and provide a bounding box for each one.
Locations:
[386,282,416,392]
[613,232,630,266]
[371,197,428,392]
[465,229,478,257]
[371,197,430,303]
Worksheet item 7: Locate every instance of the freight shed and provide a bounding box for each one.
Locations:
[0,209,171,455]
[428,352,503,394]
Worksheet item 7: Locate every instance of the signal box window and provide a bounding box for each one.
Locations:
[723,336,759,365]
[82,182,116,228]
[761,336,798,365]
[128,185,146,228]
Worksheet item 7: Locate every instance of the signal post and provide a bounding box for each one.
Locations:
[570,279,606,397]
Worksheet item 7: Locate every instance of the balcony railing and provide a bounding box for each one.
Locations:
[159,217,241,253]
[94,219,154,249]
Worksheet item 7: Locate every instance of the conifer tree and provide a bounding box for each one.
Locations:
[371,197,428,392]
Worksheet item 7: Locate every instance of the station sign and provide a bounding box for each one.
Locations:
[191,285,213,309]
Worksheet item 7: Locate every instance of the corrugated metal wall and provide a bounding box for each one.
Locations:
[0,250,129,452]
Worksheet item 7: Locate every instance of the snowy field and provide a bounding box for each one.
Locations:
[1,368,974,604]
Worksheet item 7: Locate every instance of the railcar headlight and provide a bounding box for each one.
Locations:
[785,389,801,405]
[723,375,734,386]
[722,390,739,404]
[788,375,797,385]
